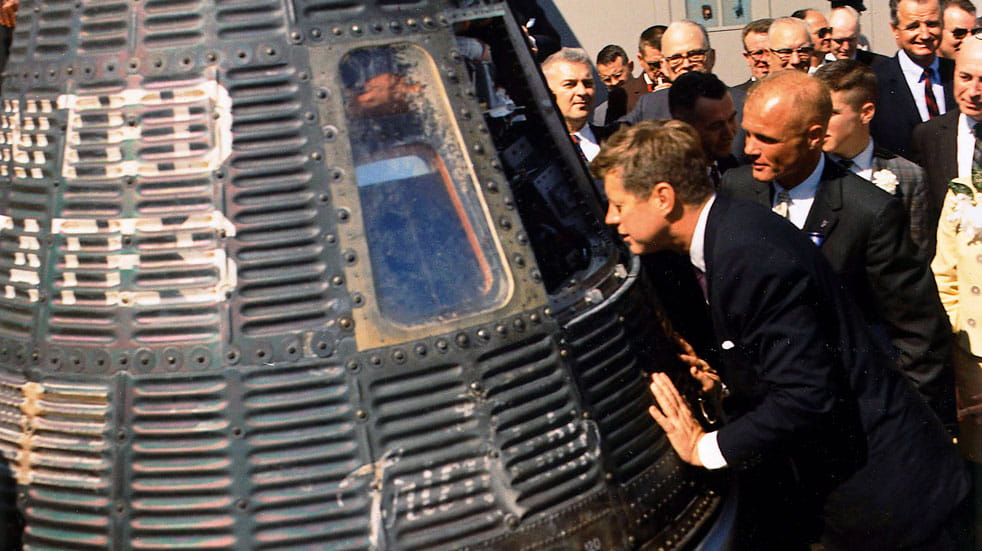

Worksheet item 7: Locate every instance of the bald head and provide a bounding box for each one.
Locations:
[801,9,832,60]
[829,7,862,59]
[660,20,715,81]
[743,70,831,187]
[954,32,982,120]
[769,17,814,72]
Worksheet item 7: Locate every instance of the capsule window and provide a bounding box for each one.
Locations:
[339,44,509,327]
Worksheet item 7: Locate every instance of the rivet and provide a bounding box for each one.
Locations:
[351,25,362,35]
[499,217,512,230]
[311,28,323,39]
[486,181,499,193]
[477,329,490,340]
[435,339,449,352]
[513,254,525,268]
[332,275,344,286]
[392,349,406,363]
[513,319,525,331]
[339,317,353,329]
[290,31,303,43]
[455,333,470,348]
[530,313,541,323]
[326,234,336,243]
[472,142,483,154]
[332,26,343,36]
[414,344,426,356]
[516,232,528,245]
[347,360,359,371]
[370,355,382,366]
[495,324,507,335]
[530,270,542,282]
[505,514,519,528]
[357,410,368,420]
[323,125,337,140]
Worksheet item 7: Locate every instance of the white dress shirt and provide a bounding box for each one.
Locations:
[897,49,946,122]
[687,193,728,470]
[834,138,875,181]
[958,112,979,180]
[572,125,601,162]
[771,155,825,230]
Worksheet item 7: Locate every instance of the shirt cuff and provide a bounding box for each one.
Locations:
[697,431,728,470]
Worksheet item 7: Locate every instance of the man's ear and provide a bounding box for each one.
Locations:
[650,181,677,215]
[704,48,716,73]
[806,122,826,149]
[860,101,875,125]
[627,60,635,73]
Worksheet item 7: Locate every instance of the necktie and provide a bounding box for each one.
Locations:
[973,123,982,174]
[692,266,708,302]
[923,68,940,119]
[570,133,588,164]
[773,189,792,219]
[647,80,655,93]
[709,163,722,188]
[838,157,854,171]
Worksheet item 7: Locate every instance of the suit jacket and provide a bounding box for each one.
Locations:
[934,188,982,356]
[731,78,753,93]
[592,75,648,126]
[855,48,889,68]
[910,108,960,256]
[620,83,748,159]
[702,195,967,547]
[868,144,932,254]
[720,159,955,424]
[870,54,954,159]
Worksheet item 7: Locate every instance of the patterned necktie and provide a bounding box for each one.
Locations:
[923,68,940,119]
[973,123,982,174]
[570,133,588,164]
[773,189,792,219]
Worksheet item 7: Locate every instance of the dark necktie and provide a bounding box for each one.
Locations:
[838,157,854,171]
[570,133,588,164]
[709,163,722,188]
[692,266,708,302]
[973,123,982,173]
[923,68,940,119]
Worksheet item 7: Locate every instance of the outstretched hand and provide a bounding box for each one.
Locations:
[674,333,721,394]
[648,372,705,466]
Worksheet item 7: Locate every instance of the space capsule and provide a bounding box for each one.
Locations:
[0,0,725,549]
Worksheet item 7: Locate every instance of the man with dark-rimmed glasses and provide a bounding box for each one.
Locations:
[827,5,890,67]
[768,17,814,73]
[734,18,772,92]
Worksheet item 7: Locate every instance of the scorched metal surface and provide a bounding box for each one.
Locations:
[0,0,721,549]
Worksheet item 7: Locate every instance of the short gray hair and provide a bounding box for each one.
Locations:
[542,47,592,73]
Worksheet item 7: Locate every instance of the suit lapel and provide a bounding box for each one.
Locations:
[939,110,959,176]
[802,159,843,239]
[887,57,920,124]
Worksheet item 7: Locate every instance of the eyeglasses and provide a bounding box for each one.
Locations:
[951,26,982,39]
[664,49,709,66]
[770,46,814,60]
[816,26,832,39]
[743,49,768,60]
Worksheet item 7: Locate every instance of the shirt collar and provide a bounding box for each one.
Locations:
[961,112,981,137]
[574,124,598,145]
[897,48,939,80]
[689,193,716,273]
[776,154,824,199]
[837,138,874,172]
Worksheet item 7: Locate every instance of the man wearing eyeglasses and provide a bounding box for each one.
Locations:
[767,17,814,73]
[734,18,772,93]
[940,0,977,58]
[826,6,890,67]
[792,9,831,73]
[870,0,954,159]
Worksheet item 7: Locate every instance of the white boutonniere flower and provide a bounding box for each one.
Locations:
[871,169,899,195]
[947,175,982,242]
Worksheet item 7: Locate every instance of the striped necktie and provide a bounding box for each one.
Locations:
[923,68,940,119]
[773,189,792,219]
[973,122,982,174]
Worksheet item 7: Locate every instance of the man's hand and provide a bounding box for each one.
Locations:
[674,333,721,394]
[0,0,17,28]
[648,372,706,466]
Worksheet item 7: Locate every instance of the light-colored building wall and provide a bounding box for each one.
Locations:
[550,0,898,87]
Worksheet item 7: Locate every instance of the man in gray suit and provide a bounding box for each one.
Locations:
[814,59,932,253]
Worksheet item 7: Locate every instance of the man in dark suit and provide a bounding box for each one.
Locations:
[722,70,955,427]
[911,34,982,258]
[620,20,717,124]
[541,47,618,163]
[592,44,641,125]
[733,18,772,93]
[814,59,932,253]
[668,71,740,186]
[939,0,977,59]
[591,119,968,550]
[621,20,746,158]
[871,0,955,159]
[827,6,890,67]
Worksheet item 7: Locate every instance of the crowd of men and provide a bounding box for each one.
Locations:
[539,0,982,548]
